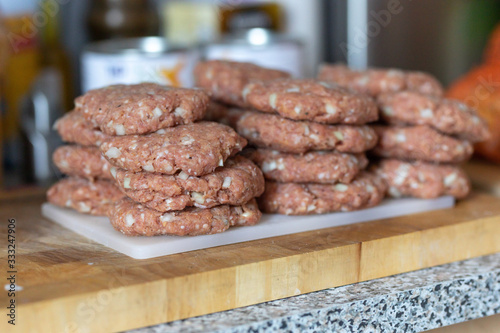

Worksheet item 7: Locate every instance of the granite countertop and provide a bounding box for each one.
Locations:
[127,252,500,333]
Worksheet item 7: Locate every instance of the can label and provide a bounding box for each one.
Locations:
[81,50,199,92]
[205,42,303,77]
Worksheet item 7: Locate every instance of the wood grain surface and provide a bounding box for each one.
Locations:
[1,192,500,333]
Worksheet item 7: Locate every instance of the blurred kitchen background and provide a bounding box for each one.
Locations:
[1,0,500,191]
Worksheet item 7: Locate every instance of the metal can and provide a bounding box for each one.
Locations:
[204,28,304,77]
[81,37,200,92]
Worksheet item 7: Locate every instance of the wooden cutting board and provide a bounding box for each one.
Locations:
[1,192,500,333]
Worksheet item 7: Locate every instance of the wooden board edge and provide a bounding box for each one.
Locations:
[14,213,500,333]
[359,215,500,281]
[15,243,361,333]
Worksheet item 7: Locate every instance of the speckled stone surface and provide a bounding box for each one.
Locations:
[126,253,500,333]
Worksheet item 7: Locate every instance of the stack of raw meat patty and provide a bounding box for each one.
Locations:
[48,111,124,216]
[195,60,387,215]
[319,64,490,199]
[48,83,265,236]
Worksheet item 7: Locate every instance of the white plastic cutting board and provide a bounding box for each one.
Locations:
[41,196,454,259]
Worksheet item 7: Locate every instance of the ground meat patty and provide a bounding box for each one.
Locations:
[244,149,368,184]
[374,159,470,199]
[204,101,231,122]
[75,83,209,135]
[223,109,377,154]
[47,177,125,216]
[243,79,378,124]
[259,172,387,215]
[204,103,243,129]
[377,91,490,142]
[53,145,113,180]
[372,125,473,163]
[112,156,264,212]
[194,60,290,107]
[54,111,110,146]
[317,63,444,97]
[100,121,247,176]
[110,198,261,236]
